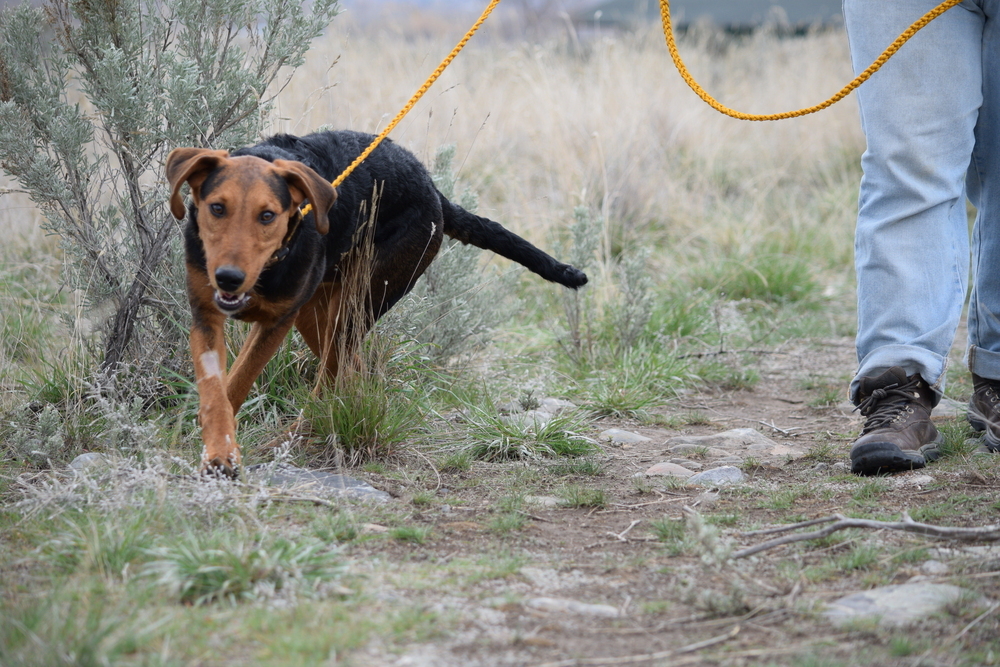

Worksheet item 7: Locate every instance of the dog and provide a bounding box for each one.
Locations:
[166,130,588,477]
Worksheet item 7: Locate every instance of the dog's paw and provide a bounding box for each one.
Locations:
[200,455,240,480]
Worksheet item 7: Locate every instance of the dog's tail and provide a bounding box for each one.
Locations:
[440,193,588,289]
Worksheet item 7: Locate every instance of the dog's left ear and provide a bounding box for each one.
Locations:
[273,159,337,235]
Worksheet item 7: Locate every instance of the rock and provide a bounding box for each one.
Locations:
[823,583,971,627]
[539,397,577,414]
[361,523,389,534]
[715,456,745,466]
[642,462,695,478]
[686,466,745,486]
[664,428,777,452]
[692,490,720,509]
[921,560,950,576]
[69,452,106,472]
[524,495,562,508]
[668,458,704,470]
[893,474,934,487]
[526,597,620,618]
[599,429,652,445]
[666,444,731,457]
[768,444,808,459]
[501,410,553,429]
[246,463,391,502]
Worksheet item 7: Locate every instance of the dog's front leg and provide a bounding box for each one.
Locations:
[190,314,241,477]
[226,319,297,413]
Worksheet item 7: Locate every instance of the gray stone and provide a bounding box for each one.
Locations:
[686,466,745,486]
[501,410,553,429]
[893,473,934,488]
[823,583,970,627]
[642,462,695,478]
[668,458,704,470]
[692,490,720,509]
[599,428,652,445]
[921,560,950,576]
[666,444,731,457]
[664,428,777,452]
[539,397,577,414]
[764,444,808,459]
[524,495,562,508]
[246,463,391,502]
[526,597,620,618]
[69,452,107,472]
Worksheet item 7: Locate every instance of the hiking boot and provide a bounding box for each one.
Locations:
[968,373,1000,453]
[849,367,942,475]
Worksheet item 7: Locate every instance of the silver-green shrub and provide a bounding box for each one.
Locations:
[557,205,653,365]
[382,144,520,363]
[0,0,339,378]
[9,404,66,467]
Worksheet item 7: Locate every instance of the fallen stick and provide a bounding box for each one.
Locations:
[534,625,740,666]
[733,512,1000,559]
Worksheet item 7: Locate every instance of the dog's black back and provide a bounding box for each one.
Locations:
[233,130,586,314]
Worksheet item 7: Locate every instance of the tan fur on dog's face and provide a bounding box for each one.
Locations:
[165,149,336,312]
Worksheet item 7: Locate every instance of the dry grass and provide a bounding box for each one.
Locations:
[1,17,863,353]
[268,17,862,275]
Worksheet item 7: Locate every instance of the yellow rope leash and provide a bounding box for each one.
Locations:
[300,0,502,216]
[304,0,962,217]
[659,0,963,121]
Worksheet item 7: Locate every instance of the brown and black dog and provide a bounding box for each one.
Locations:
[166,130,587,477]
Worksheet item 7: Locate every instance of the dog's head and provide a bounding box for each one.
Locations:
[166,148,337,315]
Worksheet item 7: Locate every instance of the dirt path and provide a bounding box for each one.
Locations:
[334,336,1000,666]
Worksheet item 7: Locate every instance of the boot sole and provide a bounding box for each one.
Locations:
[850,440,929,476]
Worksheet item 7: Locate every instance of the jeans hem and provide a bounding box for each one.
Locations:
[850,344,946,406]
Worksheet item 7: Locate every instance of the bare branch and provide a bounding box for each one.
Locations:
[732,512,1000,559]
[535,625,740,666]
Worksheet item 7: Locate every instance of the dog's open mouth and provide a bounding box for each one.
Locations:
[214,291,250,313]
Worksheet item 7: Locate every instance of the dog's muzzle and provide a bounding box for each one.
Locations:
[214,290,250,314]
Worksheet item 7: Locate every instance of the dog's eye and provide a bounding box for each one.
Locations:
[259,211,275,224]
[209,203,225,217]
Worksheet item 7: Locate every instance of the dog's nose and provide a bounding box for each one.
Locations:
[214,266,246,293]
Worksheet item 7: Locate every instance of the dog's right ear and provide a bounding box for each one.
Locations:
[165,148,230,220]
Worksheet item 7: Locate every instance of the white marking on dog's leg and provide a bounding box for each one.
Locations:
[199,351,222,380]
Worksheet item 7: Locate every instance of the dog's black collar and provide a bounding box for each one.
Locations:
[265,208,304,267]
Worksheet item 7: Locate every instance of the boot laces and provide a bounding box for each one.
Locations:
[980,382,1000,405]
[856,377,921,434]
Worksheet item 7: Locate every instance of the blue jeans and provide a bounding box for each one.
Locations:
[845,0,1000,404]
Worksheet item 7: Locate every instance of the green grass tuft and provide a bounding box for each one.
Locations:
[145,531,342,606]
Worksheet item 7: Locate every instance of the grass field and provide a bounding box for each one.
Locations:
[5,10,1000,667]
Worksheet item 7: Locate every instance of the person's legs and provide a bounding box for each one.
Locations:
[844,0,984,473]
[846,0,982,396]
[965,0,1000,447]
